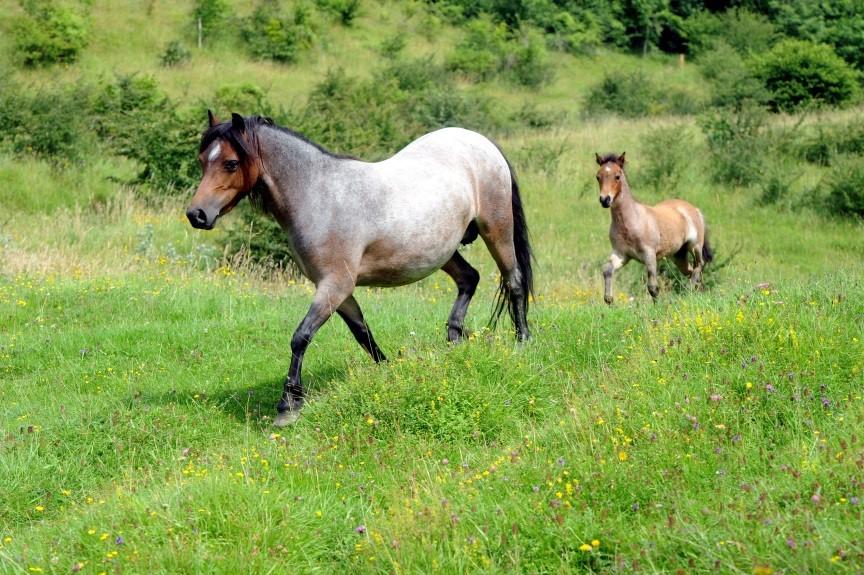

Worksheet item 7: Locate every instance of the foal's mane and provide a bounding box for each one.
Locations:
[597,152,625,167]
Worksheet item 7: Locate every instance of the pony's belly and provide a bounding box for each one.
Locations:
[355,248,455,287]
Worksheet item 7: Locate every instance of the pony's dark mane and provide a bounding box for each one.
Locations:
[199,115,356,163]
[598,152,623,166]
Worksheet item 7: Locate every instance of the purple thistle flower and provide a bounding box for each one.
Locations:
[765,384,776,393]
[115,535,124,545]
[355,525,366,534]
[850,496,859,506]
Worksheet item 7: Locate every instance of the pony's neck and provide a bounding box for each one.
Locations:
[611,175,640,225]
[255,126,339,219]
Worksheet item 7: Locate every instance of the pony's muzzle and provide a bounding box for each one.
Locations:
[599,196,612,208]
[186,207,215,230]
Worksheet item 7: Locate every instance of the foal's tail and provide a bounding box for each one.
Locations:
[702,230,714,265]
[491,155,534,327]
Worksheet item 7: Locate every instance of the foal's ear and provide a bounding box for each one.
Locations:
[595,152,603,165]
[207,109,219,127]
[617,152,626,166]
[231,113,246,133]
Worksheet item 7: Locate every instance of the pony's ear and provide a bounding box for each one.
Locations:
[617,152,626,166]
[207,109,219,127]
[595,152,603,165]
[231,113,246,133]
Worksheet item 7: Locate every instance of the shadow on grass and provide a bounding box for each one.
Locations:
[141,364,348,429]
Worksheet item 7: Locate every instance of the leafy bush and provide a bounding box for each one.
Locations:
[446,15,509,81]
[684,9,776,58]
[241,1,317,63]
[315,0,361,25]
[160,40,191,67]
[212,83,275,117]
[221,205,299,271]
[378,32,406,59]
[11,0,88,67]
[754,39,859,112]
[93,75,202,191]
[507,27,555,88]
[699,103,770,186]
[820,156,864,219]
[193,0,229,46]
[640,123,694,192]
[698,41,768,109]
[0,78,92,161]
[795,120,864,166]
[582,71,704,118]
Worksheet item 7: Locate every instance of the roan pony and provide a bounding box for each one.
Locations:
[595,152,712,304]
[187,112,533,426]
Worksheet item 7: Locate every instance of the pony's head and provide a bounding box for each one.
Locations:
[594,152,626,208]
[186,111,262,230]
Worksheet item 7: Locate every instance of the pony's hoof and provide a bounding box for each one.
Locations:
[273,410,301,427]
[604,295,614,305]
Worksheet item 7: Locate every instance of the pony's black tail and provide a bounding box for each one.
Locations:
[491,158,534,329]
[702,230,714,265]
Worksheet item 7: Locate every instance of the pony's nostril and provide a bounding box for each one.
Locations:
[186,208,208,228]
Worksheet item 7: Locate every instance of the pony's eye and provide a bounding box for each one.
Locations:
[224,160,239,172]
[615,175,621,181]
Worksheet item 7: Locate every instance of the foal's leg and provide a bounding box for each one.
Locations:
[644,252,660,301]
[275,279,353,427]
[602,252,629,305]
[690,243,705,289]
[441,251,480,342]
[337,295,386,362]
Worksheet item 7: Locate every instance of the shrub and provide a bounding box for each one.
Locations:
[241,1,317,63]
[506,27,555,88]
[795,120,864,166]
[699,103,770,186]
[773,0,864,71]
[582,71,703,118]
[446,15,509,81]
[11,0,88,67]
[640,124,693,192]
[378,32,406,60]
[0,79,92,161]
[754,39,859,112]
[698,41,768,109]
[315,0,361,25]
[221,205,299,271]
[160,40,191,67]
[93,75,202,191]
[820,156,864,219]
[193,0,229,46]
[684,9,775,58]
[212,83,275,117]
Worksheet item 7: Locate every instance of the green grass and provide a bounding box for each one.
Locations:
[2,0,864,572]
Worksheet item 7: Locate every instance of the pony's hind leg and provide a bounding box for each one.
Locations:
[441,251,480,342]
[673,245,694,281]
[482,233,530,342]
[689,243,705,289]
[337,295,386,362]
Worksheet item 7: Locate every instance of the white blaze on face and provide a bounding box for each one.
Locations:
[207,142,221,165]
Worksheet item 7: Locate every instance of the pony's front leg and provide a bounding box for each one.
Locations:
[602,252,628,304]
[274,280,353,427]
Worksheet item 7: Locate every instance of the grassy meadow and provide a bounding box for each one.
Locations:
[2,1,864,573]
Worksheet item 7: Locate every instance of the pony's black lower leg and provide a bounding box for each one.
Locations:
[507,269,530,342]
[275,282,350,426]
[441,252,480,342]
[337,295,386,362]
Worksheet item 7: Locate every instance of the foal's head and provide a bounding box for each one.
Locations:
[594,152,626,208]
[186,112,262,230]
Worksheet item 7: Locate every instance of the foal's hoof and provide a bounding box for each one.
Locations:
[273,410,301,427]
[604,295,614,305]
